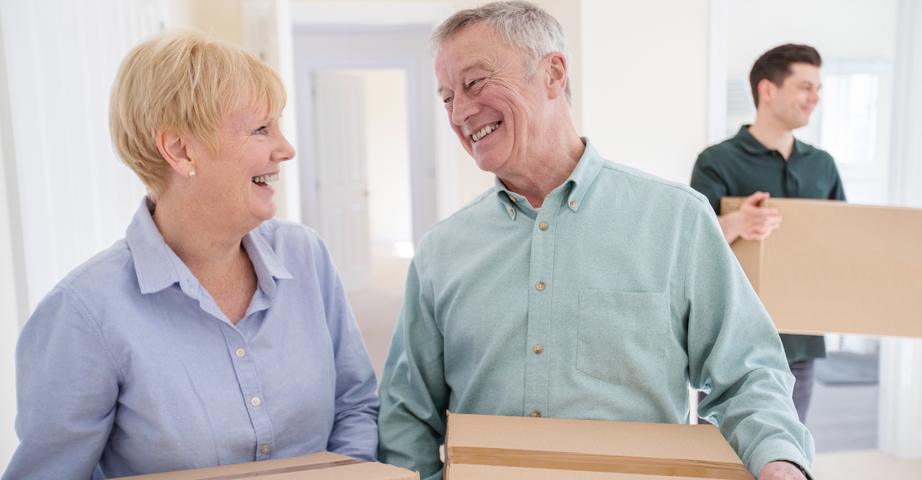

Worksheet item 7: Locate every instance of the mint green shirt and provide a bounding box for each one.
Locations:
[378,141,814,479]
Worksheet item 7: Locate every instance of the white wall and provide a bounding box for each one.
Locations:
[581,0,711,184]
[0,131,21,471]
[0,1,167,469]
[361,69,413,244]
[726,0,898,79]
[726,0,898,205]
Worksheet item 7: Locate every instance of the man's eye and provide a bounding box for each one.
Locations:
[442,97,452,106]
[467,79,481,89]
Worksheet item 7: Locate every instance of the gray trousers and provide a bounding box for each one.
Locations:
[698,358,815,425]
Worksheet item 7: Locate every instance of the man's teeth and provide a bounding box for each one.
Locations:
[472,122,501,142]
[252,173,279,183]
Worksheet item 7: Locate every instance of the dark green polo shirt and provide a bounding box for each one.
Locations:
[690,125,846,362]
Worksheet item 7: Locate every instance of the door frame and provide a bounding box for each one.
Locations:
[289,1,456,246]
[296,58,419,244]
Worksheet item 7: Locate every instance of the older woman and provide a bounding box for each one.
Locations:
[3,30,379,479]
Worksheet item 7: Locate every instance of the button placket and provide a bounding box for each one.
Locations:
[522,193,562,419]
[218,325,274,463]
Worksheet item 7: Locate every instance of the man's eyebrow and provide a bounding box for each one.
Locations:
[436,63,489,96]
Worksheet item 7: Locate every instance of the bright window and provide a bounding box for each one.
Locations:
[820,73,879,165]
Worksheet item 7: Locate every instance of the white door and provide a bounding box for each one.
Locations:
[312,71,372,293]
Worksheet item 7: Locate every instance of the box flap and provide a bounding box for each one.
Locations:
[449,464,711,479]
[445,413,752,479]
[114,452,418,480]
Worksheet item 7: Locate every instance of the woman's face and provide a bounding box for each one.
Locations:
[188,97,295,232]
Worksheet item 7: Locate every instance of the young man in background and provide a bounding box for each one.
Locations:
[691,44,846,424]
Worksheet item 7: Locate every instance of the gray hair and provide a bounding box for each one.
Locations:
[431,1,571,103]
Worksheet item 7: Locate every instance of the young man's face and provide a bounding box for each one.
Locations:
[764,62,821,130]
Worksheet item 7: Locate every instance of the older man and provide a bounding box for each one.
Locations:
[377,2,813,480]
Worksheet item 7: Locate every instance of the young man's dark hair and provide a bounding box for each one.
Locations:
[749,44,822,107]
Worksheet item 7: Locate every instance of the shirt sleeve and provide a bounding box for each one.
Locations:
[689,151,729,215]
[313,237,380,462]
[377,252,448,480]
[827,157,847,201]
[682,199,815,477]
[3,287,120,480]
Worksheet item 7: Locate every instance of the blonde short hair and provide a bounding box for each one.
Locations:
[109,29,286,201]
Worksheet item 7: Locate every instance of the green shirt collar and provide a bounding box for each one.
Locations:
[735,125,803,157]
[494,137,603,221]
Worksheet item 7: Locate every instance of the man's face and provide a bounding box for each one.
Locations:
[435,24,548,176]
[766,62,821,130]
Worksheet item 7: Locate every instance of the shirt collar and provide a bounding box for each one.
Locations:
[126,197,292,297]
[735,125,803,157]
[242,227,293,298]
[494,137,604,220]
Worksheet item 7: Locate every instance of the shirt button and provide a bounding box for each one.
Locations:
[250,396,261,407]
[539,222,548,231]
[531,410,541,418]
[536,282,546,291]
[260,445,271,454]
[235,348,246,358]
[570,201,578,209]
[508,195,516,203]
[533,345,543,354]
[509,208,515,217]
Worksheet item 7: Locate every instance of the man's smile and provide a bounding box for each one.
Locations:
[472,121,502,142]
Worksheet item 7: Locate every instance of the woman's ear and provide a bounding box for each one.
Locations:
[156,127,196,177]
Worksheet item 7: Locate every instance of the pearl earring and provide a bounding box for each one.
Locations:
[189,171,196,177]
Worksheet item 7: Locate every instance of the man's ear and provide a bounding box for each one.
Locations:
[757,78,775,108]
[544,52,568,100]
[156,127,196,177]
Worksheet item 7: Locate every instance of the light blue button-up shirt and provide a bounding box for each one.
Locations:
[378,141,814,479]
[4,198,379,480]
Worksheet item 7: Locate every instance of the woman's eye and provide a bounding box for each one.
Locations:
[254,126,268,135]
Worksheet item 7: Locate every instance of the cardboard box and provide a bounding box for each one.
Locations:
[443,413,754,479]
[113,451,418,480]
[721,197,922,338]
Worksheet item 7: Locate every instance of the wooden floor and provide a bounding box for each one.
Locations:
[349,249,921,479]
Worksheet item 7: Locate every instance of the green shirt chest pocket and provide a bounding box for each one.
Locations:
[576,290,669,386]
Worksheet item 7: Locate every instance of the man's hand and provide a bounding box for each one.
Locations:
[759,460,808,479]
[717,191,782,244]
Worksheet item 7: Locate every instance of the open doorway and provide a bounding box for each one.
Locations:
[293,25,440,292]
[291,11,453,380]
[358,69,416,261]
[309,67,415,383]
[309,67,414,295]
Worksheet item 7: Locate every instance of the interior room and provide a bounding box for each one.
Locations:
[0,0,920,478]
